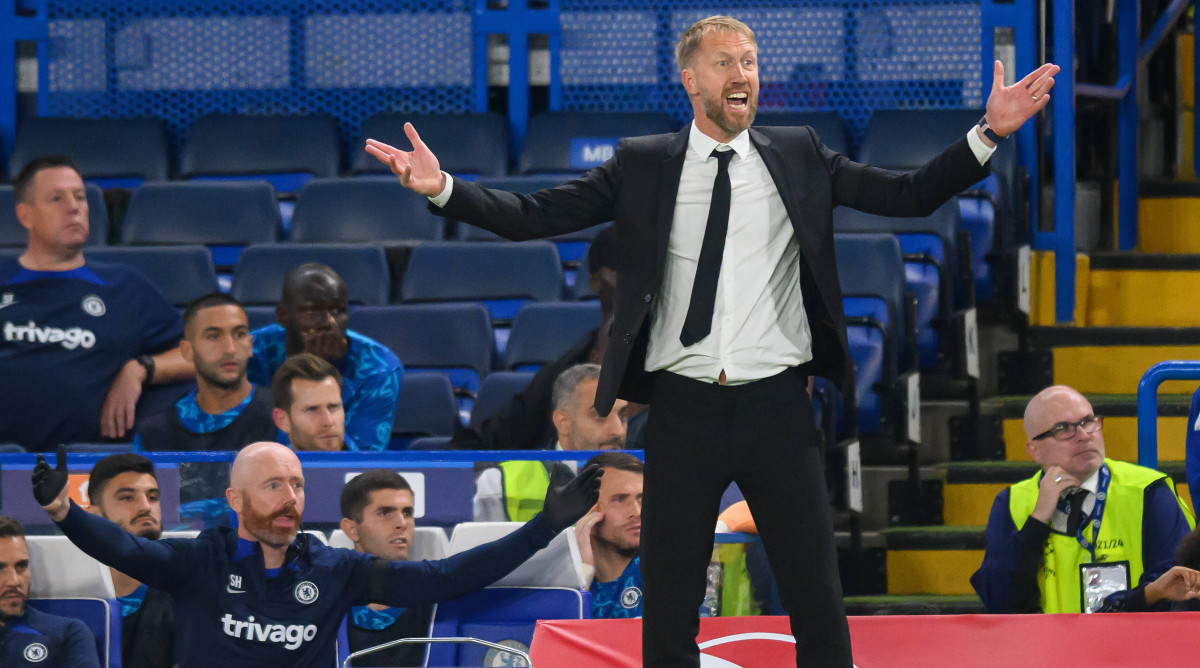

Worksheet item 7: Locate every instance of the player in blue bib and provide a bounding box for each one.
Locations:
[0,156,185,450]
[575,453,645,618]
[246,264,401,451]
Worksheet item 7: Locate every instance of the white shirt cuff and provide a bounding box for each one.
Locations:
[428,172,454,207]
[966,126,997,166]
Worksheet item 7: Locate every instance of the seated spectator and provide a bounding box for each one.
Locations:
[272,353,347,451]
[339,470,430,667]
[574,452,643,618]
[0,514,100,667]
[85,455,174,668]
[247,263,402,451]
[450,226,619,451]
[135,293,277,452]
[972,385,1196,613]
[473,363,627,521]
[0,155,187,451]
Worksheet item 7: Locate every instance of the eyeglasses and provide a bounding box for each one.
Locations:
[1031,415,1104,442]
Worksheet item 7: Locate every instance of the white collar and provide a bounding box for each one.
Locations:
[1080,468,1101,493]
[688,120,751,162]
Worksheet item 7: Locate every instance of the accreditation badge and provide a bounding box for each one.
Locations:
[1079,560,1130,613]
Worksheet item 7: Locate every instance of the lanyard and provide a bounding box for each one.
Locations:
[1076,464,1111,562]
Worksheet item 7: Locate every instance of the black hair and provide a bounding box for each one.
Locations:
[584,451,644,474]
[14,155,81,203]
[340,469,413,523]
[88,453,157,502]
[0,515,25,540]
[183,292,246,337]
[272,352,343,411]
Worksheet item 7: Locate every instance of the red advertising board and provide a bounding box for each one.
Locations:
[531,613,1200,667]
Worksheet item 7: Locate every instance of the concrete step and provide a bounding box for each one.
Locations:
[880,527,984,596]
[1087,253,1200,327]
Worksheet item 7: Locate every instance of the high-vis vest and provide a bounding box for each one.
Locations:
[1008,459,1195,613]
[498,461,552,522]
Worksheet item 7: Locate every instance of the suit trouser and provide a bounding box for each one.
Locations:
[641,368,853,667]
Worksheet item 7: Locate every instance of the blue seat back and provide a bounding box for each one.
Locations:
[353,111,509,178]
[426,587,588,666]
[519,112,677,175]
[834,201,966,309]
[402,241,563,305]
[455,176,571,242]
[391,372,459,449]
[242,305,278,331]
[231,243,390,305]
[180,114,340,193]
[470,371,534,428]
[8,117,169,187]
[291,176,444,242]
[121,181,281,249]
[0,184,108,247]
[86,246,218,307]
[754,111,849,156]
[351,303,492,399]
[28,597,120,668]
[834,233,906,435]
[859,108,984,169]
[506,302,602,370]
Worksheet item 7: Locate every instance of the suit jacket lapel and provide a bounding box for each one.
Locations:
[751,127,815,254]
[653,127,691,284]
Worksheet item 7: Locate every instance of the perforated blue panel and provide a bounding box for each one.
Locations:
[557,2,982,151]
[44,0,476,155]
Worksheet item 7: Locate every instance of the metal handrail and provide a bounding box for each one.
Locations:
[1135,360,1200,469]
[342,636,532,668]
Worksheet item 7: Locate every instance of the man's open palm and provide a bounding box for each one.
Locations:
[364,123,446,197]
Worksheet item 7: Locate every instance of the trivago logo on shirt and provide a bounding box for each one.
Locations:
[3,320,96,350]
[220,614,318,650]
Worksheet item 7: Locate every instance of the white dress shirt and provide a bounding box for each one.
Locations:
[431,122,996,387]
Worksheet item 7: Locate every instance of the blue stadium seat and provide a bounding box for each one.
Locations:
[86,246,218,307]
[8,117,169,188]
[179,114,341,194]
[505,302,602,371]
[571,252,597,301]
[754,111,850,156]
[121,181,281,269]
[290,177,444,242]
[28,598,121,668]
[426,587,589,666]
[519,111,678,175]
[835,201,976,372]
[401,241,564,358]
[353,111,509,178]
[859,109,998,301]
[351,304,493,422]
[834,233,913,436]
[470,371,534,429]
[391,372,459,450]
[0,184,108,247]
[231,243,390,305]
[408,435,452,450]
[242,305,278,331]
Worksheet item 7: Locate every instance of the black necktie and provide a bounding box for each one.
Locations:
[680,147,735,347]
[1065,489,1090,535]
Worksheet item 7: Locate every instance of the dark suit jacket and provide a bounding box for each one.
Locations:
[438,124,991,415]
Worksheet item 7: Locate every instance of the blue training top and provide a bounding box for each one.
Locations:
[55,500,556,667]
[590,555,643,619]
[3,604,101,667]
[246,325,402,451]
[0,259,181,450]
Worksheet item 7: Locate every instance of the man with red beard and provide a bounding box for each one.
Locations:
[86,454,175,668]
[574,452,643,618]
[0,515,100,667]
[32,442,601,667]
[369,14,1058,665]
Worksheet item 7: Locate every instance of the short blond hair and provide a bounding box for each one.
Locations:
[675,16,756,71]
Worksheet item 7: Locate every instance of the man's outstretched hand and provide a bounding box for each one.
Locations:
[983,60,1060,138]
[364,123,447,197]
[542,464,604,532]
[33,444,71,521]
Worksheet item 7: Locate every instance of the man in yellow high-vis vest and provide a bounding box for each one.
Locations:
[972,385,1197,613]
